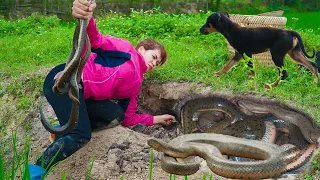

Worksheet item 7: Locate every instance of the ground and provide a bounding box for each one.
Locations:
[0,82,316,180]
[44,125,210,180]
[33,120,298,180]
[33,82,222,180]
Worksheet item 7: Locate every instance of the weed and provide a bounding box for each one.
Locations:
[149,148,154,180]
[169,174,177,180]
[0,118,7,137]
[240,54,259,91]
[0,83,4,96]
[304,174,313,180]
[0,132,30,179]
[16,96,32,110]
[0,155,4,179]
[86,157,96,180]
[24,123,32,132]
[310,149,320,174]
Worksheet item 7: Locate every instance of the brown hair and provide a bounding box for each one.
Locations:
[136,38,167,66]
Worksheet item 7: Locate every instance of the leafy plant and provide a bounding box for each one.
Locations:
[240,54,259,91]
[16,96,32,110]
[0,12,60,36]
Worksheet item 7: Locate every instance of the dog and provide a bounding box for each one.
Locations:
[200,12,317,88]
[297,50,320,73]
[316,51,320,71]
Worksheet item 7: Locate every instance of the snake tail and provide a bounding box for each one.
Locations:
[40,100,79,134]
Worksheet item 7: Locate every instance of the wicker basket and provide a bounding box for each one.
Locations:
[258,10,284,17]
[226,12,287,66]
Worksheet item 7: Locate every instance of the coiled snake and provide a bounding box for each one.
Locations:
[149,134,297,179]
[40,0,93,134]
[148,95,320,179]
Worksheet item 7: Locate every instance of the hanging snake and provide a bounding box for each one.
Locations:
[148,95,320,179]
[40,1,93,134]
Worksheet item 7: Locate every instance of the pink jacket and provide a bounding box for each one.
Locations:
[81,17,154,126]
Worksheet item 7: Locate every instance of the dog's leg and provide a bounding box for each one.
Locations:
[288,46,318,86]
[213,51,243,76]
[265,48,288,89]
[315,51,320,72]
[245,53,255,77]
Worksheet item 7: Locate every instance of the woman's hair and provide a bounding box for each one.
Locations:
[136,38,167,66]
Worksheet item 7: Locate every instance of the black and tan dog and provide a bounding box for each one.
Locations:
[200,12,317,88]
[316,51,320,72]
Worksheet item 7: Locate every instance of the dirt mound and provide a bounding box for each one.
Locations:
[44,125,210,180]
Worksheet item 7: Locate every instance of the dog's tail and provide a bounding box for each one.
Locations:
[290,31,315,58]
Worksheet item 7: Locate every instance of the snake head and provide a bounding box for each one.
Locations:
[309,131,320,144]
[147,138,173,153]
[147,138,163,151]
[237,100,269,114]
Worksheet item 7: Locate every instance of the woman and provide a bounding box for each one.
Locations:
[28,0,175,179]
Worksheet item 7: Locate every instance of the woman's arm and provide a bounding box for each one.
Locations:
[118,96,176,127]
[118,96,154,126]
[72,0,133,52]
[72,0,104,49]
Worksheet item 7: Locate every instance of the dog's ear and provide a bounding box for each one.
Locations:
[220,12,230,18]
[208,13,221,25]
[216,12,221,20]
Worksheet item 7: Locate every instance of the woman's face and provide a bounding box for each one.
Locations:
[138,46,161,72]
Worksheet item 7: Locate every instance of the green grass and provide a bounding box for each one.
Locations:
[285,11,320,34]
[86,157,96,180]
[1,10,320,133]
[0,132,81,180]
[0,133,30,179]
[149,148,154,180]
[0,11,319,128]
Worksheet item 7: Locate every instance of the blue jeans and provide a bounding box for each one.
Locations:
[36,64,125,170]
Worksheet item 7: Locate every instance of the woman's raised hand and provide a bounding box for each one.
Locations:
[72,0,96,19]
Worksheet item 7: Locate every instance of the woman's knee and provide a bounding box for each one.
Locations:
[86,99,125,122]
[116,108,125,122]
[43,64,65,90]
[72,132,91,145]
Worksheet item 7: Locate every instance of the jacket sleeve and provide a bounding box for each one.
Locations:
[119,95,154,127]
[86,17,105,49]
[86,17,131,51]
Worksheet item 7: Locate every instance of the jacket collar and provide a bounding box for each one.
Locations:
[136,51,148,75]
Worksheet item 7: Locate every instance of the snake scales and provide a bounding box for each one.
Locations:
[148,95,320,179]
[40,0,93,134]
